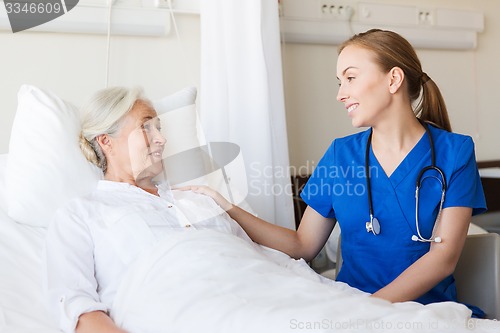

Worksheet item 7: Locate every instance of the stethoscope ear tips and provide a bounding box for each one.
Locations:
[411,235,419,242]
[434,237,442,243]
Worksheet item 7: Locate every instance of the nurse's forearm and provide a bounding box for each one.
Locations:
[226,205,334,262]
[76,311,128,333]
[372,207,471,303]
[180,185,328,261]
[180,185,299,255]
[225,205,304,258]
[371,248,455,303]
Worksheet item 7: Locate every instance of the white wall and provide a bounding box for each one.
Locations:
[0,12,200,153]
[283,0,500,170]
[2,0,500,170]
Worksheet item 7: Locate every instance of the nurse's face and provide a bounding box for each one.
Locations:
[110,101,166,180]
[336,45,392,128]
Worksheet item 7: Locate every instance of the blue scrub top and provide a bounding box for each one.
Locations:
[301,124,487,316]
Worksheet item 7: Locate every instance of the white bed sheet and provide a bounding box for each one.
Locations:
[0,154,7,213]
[1,153,500,333]
[0,153,58,332]
[111,229,499,333]
[0,209,59,332]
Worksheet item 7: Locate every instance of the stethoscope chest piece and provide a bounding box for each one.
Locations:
[366,215,381,235]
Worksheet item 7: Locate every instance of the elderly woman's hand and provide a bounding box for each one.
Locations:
[177,185,234,212]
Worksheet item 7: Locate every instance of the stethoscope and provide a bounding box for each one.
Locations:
[365,120,446,243]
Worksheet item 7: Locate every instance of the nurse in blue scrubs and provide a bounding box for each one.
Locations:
[187,29,487,317]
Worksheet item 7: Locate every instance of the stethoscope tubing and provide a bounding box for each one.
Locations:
[364,119,447,241]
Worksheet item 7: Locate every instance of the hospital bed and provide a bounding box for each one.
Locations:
[473,160,500,234]
[1,85,500,332]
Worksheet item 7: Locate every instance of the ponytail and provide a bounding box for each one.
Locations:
[415,73,452,132]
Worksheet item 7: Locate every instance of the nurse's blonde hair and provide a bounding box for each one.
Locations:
[79,86,148,173]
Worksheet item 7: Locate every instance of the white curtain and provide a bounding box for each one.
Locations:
[200,0,294,229]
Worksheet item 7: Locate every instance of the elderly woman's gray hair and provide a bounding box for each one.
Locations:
[79,86,148,173]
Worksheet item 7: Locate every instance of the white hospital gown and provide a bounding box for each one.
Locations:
[43,180,251,333]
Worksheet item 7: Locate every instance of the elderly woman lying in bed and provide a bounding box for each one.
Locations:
[43,87,495,333]
[42,87,253,333]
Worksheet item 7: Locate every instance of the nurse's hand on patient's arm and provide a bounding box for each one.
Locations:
[76,311,128,333]
[178,186,334,262]
[177,185,234,211]
[370,207,472,303]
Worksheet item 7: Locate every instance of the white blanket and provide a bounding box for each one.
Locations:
[0,210,59,333]
[110,230,498,333]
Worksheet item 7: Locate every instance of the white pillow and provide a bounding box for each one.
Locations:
[158,104,200,157]
[5,85,102,227]
[0,154,8,212]
[5,85,199,227]
[153,86,197,113]
[153,87,200,157]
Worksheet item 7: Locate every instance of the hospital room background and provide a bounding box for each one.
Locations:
[0,0,500,248]
[2,0,500,226]
[1,0,500,329]
[1,1,500,232]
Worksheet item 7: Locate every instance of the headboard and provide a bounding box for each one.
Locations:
[477,160,500,213]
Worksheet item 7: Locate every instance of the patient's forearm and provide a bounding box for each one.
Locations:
[76,311,127,333]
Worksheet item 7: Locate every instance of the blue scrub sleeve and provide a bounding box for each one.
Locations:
[443,137,487,216]
[300,141,336,219]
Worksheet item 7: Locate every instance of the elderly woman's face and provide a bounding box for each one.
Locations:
[111,100,166,180]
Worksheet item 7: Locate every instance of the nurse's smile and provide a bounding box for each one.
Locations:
[347,104,358,114]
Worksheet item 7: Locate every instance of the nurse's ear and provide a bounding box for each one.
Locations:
[388,67,405,94]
